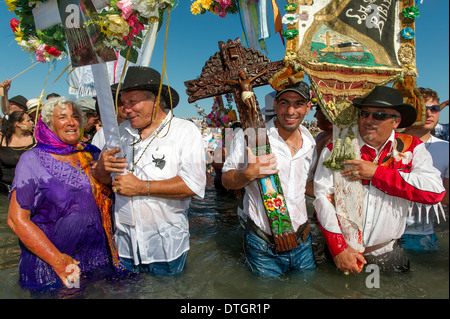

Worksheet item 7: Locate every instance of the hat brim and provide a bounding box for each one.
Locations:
[119,84,179,108]
[275,88,309,101]
[353,98,417,128]
[260,107,276,116]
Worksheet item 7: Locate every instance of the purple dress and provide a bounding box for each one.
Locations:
[10,147,112,290]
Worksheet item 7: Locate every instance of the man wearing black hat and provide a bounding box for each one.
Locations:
[222,81,317,277]
[92,66,206,275]
[314,86,445,273]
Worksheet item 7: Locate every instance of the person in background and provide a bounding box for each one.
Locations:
[26,98,41,123]
[46,93,60,100]
[260,91,277,123]
[401,87,449,250]
[76,96,100,144]
[0,111,35,192]
[7,97,119,290]
[1,79,28,117]
[211,121,242,195]
[222,82,316,277]
[313,105,333,165]
[314,86,445,274]
[92,66,206,276]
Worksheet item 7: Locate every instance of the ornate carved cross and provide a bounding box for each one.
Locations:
[184,38,300,252]
[184,38,284,130]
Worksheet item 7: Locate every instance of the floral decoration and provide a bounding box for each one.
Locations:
[402,6,419,19]
[264,194,287,214]
[206,94,237,128]
[284,3,297,12]
[5,0,174,63]
[400,27,415,40]
[282,29,299,39]
[282,13,299,25]
[190,0,240,18]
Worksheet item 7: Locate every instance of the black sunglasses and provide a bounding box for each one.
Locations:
[426,105,440,112]
[359,110,398,121]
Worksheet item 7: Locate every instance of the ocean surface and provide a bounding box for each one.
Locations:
[0,186,448,299]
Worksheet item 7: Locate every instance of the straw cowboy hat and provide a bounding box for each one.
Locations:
[119,66,179,108]
[352,86,417,128]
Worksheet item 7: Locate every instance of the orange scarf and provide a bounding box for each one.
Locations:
[77,149,121,270]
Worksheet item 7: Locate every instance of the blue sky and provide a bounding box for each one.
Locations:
[0,1,448,123]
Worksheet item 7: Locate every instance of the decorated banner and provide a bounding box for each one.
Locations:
[272,0,424,127]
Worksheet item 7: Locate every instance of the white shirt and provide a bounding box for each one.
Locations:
[91,127,106,150]
[222,119,316,234]
[404,135,449,235]
[114,112,206,264]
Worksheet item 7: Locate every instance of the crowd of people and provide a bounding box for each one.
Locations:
[0,67,448,291]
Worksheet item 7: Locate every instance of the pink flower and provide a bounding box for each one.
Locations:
[220,115,230,124]
[219,0,232,9]
[219,8,227,18]
[35,44,47,63]
[117,0,133,20]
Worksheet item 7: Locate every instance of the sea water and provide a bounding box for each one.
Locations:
[0,188,448,299]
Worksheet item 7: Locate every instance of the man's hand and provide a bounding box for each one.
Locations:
[243,147,279,181]
[91,147,128,184]
[0,79,11,92]
[112,172,143,197]
[333,247,366,274]
[341,159,378,181]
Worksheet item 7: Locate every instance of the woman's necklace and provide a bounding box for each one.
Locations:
[57,154,84,175]
[130,120,168,174]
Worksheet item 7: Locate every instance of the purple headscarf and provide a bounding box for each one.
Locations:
[34,118,99,155]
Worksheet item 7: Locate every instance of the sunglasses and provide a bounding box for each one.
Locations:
[359,110,399,121]
[426,105,440,112]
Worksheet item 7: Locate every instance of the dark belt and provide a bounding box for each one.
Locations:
[247,218,310,245]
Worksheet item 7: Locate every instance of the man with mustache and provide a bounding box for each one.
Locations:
[401,88,449,250]
[314,86,445,273]
[222,82,317,277]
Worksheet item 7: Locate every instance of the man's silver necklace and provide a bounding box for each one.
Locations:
[286,131,300,153]
[130,121,168,173]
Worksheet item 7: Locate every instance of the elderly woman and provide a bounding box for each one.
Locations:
[7,97,120,290]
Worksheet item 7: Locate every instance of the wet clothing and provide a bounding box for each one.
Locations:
[11,147,112,289]
[314,129,445,268]
[114,112,206,268]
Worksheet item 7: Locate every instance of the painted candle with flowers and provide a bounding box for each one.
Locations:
[260,174,293,235]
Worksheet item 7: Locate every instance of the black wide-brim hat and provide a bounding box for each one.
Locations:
[352,86,417,128]
[9,95,28,110]
[119,66,179,108]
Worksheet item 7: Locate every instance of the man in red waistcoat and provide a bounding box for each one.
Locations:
[313,86,445,273]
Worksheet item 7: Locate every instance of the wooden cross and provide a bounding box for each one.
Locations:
[185,38,284,130]
[184,38,300,252]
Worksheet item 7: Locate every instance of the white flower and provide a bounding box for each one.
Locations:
[282,13,299,25]
[393,150,412,165]
[130,0,157,17]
